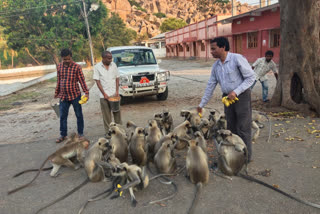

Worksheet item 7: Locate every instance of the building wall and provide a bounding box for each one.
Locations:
[232,6,280,63]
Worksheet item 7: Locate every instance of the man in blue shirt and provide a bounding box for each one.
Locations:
[197,37,255,162]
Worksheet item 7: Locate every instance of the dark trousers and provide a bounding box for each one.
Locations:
[59,96,84,137]
[224,89,252,160]
[100,98,122,134]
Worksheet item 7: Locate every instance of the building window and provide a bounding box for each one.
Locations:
[179,44,183,52]
[270,29,280,48]
[186,44,189,52]
[247,32,258,49]
[201,42,205,51]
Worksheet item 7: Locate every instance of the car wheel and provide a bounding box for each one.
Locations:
[157,87,168,101]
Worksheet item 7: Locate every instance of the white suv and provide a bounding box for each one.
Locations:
[107,46,170,104]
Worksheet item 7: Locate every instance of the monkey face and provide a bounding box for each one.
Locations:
[210,111,216,115]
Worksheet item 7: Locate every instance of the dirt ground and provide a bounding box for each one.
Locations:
[0,58,320,214]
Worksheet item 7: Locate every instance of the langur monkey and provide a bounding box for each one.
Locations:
[129,127,148,166]
[154,113,166,136]
[146,119,162,159]
[186,140,209,214]
[126,120,137,143]
[198,118,210,140]
[154,133,177,155]
[34,138,109,214]
[194,131,207,153]
[161,108,173,134]
[215,130,320,210]
[109,122,126,138]
[12,133,82,178]
[181,108,205,128]
[109,125,128,163]
[110,162,178,207]
[251,110,271,143]
[154,140,177,174]
[8,139,90,195]
[173,120,192,150]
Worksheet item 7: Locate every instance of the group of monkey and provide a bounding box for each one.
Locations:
[7,108,320,213]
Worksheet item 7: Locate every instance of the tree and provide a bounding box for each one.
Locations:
[98,13,137,50]
[271,0,320,115]
[0,0,107,66]
[160,18,187,33]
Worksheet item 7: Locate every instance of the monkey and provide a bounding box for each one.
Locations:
[129,127,148,166]
[109,122,126,135]
[154,113,166,136]
[154,133,175,155]
[172,120,192,150]
[110,162,178,207]
[146,119,163,160]
[161,108,173,134]
[181,108,206,132]
[252,110,271,143]
[198,118,210,140]
[108,125,128,163]
[215,129,248,176]
[154,140,177,174]
[12,133,83,178]
[194,131,207,153]
[126,120,138,143]
[34,138,109,214]
[186,140,209,214]
[8,139,90,195]
[214,130,320,210]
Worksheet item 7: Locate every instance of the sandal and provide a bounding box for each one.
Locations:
[56,136,67,143]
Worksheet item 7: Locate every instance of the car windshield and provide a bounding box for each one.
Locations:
[111,49,157,67]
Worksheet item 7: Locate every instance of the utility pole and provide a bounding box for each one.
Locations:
[82,0,94,66]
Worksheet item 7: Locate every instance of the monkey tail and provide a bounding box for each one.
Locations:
[144,176,178,205]
[34,178,90,214]
[12,167,53,178]
[187,182,202,214]
[8,158,50,195]
[239,173,320,209]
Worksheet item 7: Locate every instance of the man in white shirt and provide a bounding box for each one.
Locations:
[251,50,278,102]
[93,51,121,135]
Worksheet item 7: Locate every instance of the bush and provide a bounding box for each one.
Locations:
[153,12,166,18]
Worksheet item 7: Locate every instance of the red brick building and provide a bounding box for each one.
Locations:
[222,3,280,63]
[165,3,281,63]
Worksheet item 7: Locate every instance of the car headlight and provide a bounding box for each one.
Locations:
[120,75,130,85]
[157,72,166,81]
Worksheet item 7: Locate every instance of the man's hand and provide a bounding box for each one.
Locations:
[228,91,237,100]
[197,106,202,113]
[85,93,89,101]
[103,93,109,100]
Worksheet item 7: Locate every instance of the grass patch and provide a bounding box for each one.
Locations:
[45,76,57,83]
[153,12,166,18]
[0,91,41,111]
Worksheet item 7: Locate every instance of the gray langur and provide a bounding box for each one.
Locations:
[8,138,90,195]
[129,127,148,166]
[173,120,192,150]
[186,140,209,214]
[34,138,109,214]
[146,119,163,159]
[252,110,271,143]
[215,130,320,210]
[161,108,173,134]
[154,139,177,174]
[109,125,128,163]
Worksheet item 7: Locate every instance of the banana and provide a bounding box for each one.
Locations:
[79,95,88,104]
[221,96,239,107]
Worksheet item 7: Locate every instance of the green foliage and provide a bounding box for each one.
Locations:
[0,0,108,65]
[194,0,230,14]
[98,13,137,52]
[127,0,147,12]
[153,12,166,18]
[160,18,187,33]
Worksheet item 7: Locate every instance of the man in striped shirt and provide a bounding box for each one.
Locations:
[197,37,255,162]
[54,49,89,143]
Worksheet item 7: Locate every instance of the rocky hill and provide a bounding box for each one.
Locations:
[102,0,256,38]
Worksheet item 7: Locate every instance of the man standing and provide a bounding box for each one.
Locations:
[197,37,255,161]
[54,49,89,143]
[93,51,122,136]
[251,50,278,102]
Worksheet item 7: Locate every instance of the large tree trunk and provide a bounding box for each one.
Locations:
[272,0,320,115]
